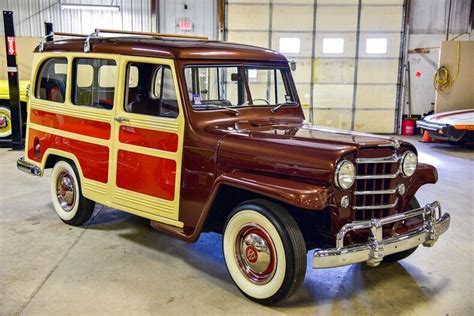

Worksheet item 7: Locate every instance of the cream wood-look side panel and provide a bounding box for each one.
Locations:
[25,52,184,228]
[25,52,118,205]
[109,55,185,228]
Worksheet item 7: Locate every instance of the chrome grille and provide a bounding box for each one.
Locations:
[353,154,400,220]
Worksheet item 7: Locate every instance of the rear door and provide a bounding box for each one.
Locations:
[110,56,184,227]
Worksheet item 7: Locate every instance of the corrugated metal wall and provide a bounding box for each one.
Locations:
[0,0,152,36]
[158,0,217,39]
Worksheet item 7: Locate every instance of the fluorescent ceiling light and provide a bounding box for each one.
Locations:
[61,4,120,11]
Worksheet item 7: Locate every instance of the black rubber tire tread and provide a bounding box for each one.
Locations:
[224,198,307,305]
[383,197,421,263]
[56,160,95,226]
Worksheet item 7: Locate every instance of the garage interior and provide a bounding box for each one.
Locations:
[0,0,473,314]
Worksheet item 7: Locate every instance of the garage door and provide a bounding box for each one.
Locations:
[225,0,405,133]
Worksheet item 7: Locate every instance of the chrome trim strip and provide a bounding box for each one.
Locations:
[354,188,397,195]
[17,157,43,176]
[313,201,450,268]
[356,154,400,164]
[356,172,399,180]
[353,198,399,210]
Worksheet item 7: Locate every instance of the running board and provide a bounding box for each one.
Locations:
[150,220,197,242]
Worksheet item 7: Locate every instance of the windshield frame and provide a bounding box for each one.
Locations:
[182,63,299,112]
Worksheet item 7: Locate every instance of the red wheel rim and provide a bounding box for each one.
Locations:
[235,223,277,284]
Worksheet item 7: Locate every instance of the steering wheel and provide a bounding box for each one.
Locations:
[243,98,270,105]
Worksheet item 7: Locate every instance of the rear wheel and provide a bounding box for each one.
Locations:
[383,197,421,263]
[223,199,306,305]
[50,160,95,226]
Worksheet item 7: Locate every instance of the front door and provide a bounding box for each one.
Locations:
[110,56,184,227]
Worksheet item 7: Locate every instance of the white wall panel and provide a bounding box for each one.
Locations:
[272,5,313,32]
[316,6,358,32]
[360,6,403,31]
[227,4,269,31]
[314,59,355,84]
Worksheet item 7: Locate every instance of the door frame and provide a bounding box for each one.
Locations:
[109,55,185,228]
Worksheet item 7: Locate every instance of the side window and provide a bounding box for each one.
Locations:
[72,58,116,110]
[35,58,68,103]
[124,62,179,118]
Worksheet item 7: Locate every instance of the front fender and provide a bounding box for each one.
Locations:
[215,170,329,210]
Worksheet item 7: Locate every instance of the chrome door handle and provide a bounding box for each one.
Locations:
[114,116,130,123]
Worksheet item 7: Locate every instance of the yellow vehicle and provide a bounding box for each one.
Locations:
[0,79,29,138]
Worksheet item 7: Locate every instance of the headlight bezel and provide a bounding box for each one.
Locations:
[400,150,417,177]
[334,160,356,190]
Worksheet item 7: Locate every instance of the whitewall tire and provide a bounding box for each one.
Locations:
[223,199,306,305]
[50,160,95,226]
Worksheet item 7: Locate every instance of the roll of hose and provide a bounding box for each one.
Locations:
[433,41,460,93]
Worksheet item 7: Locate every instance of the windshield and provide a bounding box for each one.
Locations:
[184,65,296,110]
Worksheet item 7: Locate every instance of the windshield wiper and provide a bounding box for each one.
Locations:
[271,102,296,113]
[200,104,239,115]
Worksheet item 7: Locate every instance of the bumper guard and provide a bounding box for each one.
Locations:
[313,201,450,268]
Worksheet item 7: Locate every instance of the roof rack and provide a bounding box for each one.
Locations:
[94,28,208,40]
[38,28,208,53]
[38,31,88,52]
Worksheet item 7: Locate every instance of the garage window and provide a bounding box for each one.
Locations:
[322,38,344,54]
[35,58,68,103]
[366,38,388,54]
[279,38,301,54]
[72,58,116,110]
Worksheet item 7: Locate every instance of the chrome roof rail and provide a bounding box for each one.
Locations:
[93,28,208,40]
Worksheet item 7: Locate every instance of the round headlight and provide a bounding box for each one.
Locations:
[334,160,356,190]
[401,151,417,177]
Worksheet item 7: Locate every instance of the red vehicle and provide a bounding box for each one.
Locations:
[18,30,450,305]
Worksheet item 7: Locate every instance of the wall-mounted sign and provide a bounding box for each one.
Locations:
[7,36,16,55]
[178,19,193,31]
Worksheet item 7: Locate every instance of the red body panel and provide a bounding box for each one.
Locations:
[28,129,109,183]
[30,109,111,140]
[119,126,178,152]
[116,150,176,201]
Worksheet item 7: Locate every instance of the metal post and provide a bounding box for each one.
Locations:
[44,21,53,40]
[446,0,452,41]
[2,11,24,149]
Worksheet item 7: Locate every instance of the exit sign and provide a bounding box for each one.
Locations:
[178,19,193,31]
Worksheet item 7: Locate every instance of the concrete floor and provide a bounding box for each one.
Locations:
[1,136,473,315]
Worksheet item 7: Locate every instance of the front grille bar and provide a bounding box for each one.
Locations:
[354,188,398,195]
[355,154,400,164]
[353,198,399,210]
[356,172,399,180]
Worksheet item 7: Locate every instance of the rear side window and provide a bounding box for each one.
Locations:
[72,58,116,110]
[124,62,179,118]
[35,58,68,103]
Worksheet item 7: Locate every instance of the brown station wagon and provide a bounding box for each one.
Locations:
[17,29,450,305]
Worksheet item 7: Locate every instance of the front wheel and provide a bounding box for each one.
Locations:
[223,199,307,305]
[50,160,95,226]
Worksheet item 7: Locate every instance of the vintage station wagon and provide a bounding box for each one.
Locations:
[18,29,450,305]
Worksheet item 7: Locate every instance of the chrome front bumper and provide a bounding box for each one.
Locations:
[17,157,43,176]
[313,201,450,268]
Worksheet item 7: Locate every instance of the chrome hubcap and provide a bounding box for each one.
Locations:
[235,223,276,284]
[0,115,7,128]
[56,171,76,212]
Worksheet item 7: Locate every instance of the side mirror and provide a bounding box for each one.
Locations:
[289,60,297,71]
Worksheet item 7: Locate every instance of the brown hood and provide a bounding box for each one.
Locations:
[216,122,402,183]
